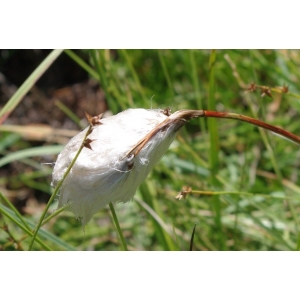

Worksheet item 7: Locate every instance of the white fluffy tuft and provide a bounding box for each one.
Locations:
[51,108,182,225]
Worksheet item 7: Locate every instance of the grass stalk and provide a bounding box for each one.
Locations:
[0,191,31,231]
[119,50,148,103]
[28,125,92,250]
[207,50,225,250]
[109,203,128,251]
[189,223,197,251]
[0,204,52,250]
[54,100,83,128]
[189,50,206,134]
[158,50,175,99]
[0,49,63,124]
[89,50,119,114]
[64,49,99,80]
[188,189,300,200]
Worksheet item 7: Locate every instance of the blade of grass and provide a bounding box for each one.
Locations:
[224,53,300,248]
[208,50,219,181]
[0,133,21,152]
[0,191,31,231]
[102,49,129,110]
[0,203,76,250]
[139,181,177,250]
[89,49,119,114]
[41,206,67,225]
[54,100,83,128]
[245,94,300,233]
[158,50,175,99]
[0,204,52,250]
[109,203,128,251]
[189,223,197,251]
[188,189,300,201]
[0,145,63,168]
[207,50,226,250]
[189,50,206,134]
[119,50,148,103]
[28,125,92,250]
[0,49,63,124]
[64,49,99,80]
[250,215,294,250]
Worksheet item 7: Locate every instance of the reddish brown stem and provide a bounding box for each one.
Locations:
[123,108,300,159]
[202,110,300,145]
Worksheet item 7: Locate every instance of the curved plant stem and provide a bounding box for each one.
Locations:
[64,49,99,80]
[28,126,92,250]
[201,110,300,145]
[0,203,67,250]
[0,205,52,250]
[109,202,128,251]
[189,223,197,251]
[41,206,67,226]
[0,191,31,231]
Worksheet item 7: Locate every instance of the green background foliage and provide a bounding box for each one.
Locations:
[1,49,300,250]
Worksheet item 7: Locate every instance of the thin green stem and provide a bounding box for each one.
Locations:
[90,50,119,114]
[207,50,225,250]
[0,191,31,231]
[41,206,67,226]
[64,49,99,80]
[0,205,52,250]
[189,223,197,251]
[246,95,300,231]
[55,100,83,128]
[120,50,147,102]
[139,181,176,250]
[190,190,300,200]
[202,110,300,145]
[0,49,63,124]
[207,50,219,177]
[28,125,92,250]
[189,50,206,134]
[0,202,66,249]
[109,202,128,251]
[158,50,175,99]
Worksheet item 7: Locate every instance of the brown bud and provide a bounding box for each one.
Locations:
[245,82,256,93]
[260,87,272,98]
[83,138,95,150]
[162,107,171,116]
[176,186,192,200]
[85,111,103,126]
[281,84,289,94]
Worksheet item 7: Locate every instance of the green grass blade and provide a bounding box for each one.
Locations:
[119,50,148,103]
[207,50,226,250]
[89,50,119,114]
[0,134,21,152]
[0,204,52,250]
[0,191,30,231]
[0,145,63,168]
[109,203,128,251]
[139,181,177,250]
[158,50,175,99]
[0,203,76,250]
[189,50,206,134]
[0,49,63,124]
[64,49,99,80]
[28,126,92,250]
[55,100,83,128]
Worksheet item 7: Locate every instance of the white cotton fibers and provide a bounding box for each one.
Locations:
[51,108,197,225]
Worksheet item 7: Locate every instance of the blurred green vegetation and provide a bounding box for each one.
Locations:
[1,49,300,250]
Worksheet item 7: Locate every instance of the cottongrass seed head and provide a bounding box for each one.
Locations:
[52,108,202,225]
